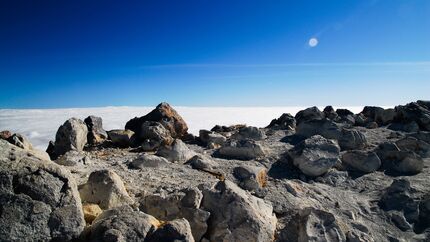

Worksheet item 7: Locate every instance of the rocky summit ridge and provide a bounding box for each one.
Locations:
[1,101,430,242]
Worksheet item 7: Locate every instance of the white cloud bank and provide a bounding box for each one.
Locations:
[0,106,369,150]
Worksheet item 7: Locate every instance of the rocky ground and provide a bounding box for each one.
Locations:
[1,101,430,242]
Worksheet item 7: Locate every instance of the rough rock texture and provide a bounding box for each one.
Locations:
[146,218,195,242]
[52,118,88,159]
[125,102,188,138]
[83,203,103,224]
[295,106,325,125]
[156,139,196,163]
[107,129,135,148]
[395,101,430,131]
[7,133,33,150]
[0,140,85,241]
[233,165,267,191]
[232,126,266,141]
[288,135,341,177]
[55,150,91,166]
[84,115,108,145]
[201,180,277,242]
[140,121,173,151]
[0,130,12,140]
[84,205,159,242]
[341,150,381,173]
[267,113,297,130]
[199,130,227,148]
[129,153,170,169]
[338,129,367,150]
[187,154,218,172]
[79,170,134,209]
[218,139,266,160]
[296,119,342,140]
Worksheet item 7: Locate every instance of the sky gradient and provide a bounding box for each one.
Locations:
[1,0,429,108]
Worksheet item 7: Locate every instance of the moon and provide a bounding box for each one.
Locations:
[308,38,318,47]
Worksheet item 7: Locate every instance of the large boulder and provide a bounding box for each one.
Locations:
[323,106,338,120]
[140,121,173,151]
[55,150,90,166]
[156,139,195,163]
[360,106,385,123]
[187,155,218,172]
[341,150,381,173]
[129,153,170,169]
[7,133,33,150]
[231,126,266,141]
[201,180,277,242]
[395,136,430,157]
[337,129,367,150]
[288,135,341,177]
[376,142,424,175]
[79,170,134,209]
[233,165,267,191]
[146,218,195,242]
[52,118,88,158]
[84,115,108,145]
[84,205,159,242]
[0,140,85,241]
[198,130,227,148]
[107,129,135,148]
[217,139,266,160]
[295,119,342,140]
[395,101,430,131]
[267,113,296,130]
[139,188,209,241]
[295,106,325,125]
[125,102,188,139]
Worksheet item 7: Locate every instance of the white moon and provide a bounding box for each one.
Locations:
[308,38,318,47]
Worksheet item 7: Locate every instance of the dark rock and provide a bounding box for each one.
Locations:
[187,155,218,172]
[388,121,420,133]
[295,106,325,125]
[0,140,85,241]
[267,113,296,130]
[288,135,341,177]
[0,130,12,140]
[338,129,367,150]
[295,119,342,140]
[336,108,354,117]
[52,118,88,158]
[84,115,108,145]
[395,101,430,131]
[395,136,430,157]
[231,126,266,140]
[140,121,173,151]
[233,165,267,191]
[7,133,33,150]
[146,218,195,242]
[323,106,338,120]
[107,129,135,148]
[376,142,424,175]
[341,150,381,173]
[217,139,266,160]
[125,102,188,139]
[361,106,385,123]
[198,130,226,148]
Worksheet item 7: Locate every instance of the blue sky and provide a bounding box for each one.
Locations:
[0,0,429,108]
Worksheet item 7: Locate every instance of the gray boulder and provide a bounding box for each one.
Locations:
[156,139,196,163]
[129,153,170,169]
[338,129,367,150]
[107,129,135,148]
[140,121,173,151]
[231,126,266,141]
[85,205,159,242]
[295,106,325,125]
[199,130,227,148]
[146,218,195,242]
[289,135,341,177]
[341,150,381,173]
[139,188,209,241]
[55,150,91,166]
[218,139,266,160]
[79,169,134,209]
[395,136,430,157]
[187,155,218,172]
[84,115,108,145]
[267,113,296,130]
[7,133,33,150]
[395,101,430,131]
[233,165,267,191]
[376,142,424,174]
[323,106,338,120]
[295,119,342,140]
[201,180,277,242]
[0,140,85,241]
[53,118,88,158]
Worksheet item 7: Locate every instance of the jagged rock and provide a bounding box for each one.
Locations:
[211,124,246,133]
[129,153,170,169]
[376,143,424,174]
[408,131,430,144]
[199,130,226,148]
[7,133,33,150]
[380,108,397,125]
[146,218,195,242]
[140,121,173,151]
[295,208,347,242]
[323,106,338,120]
[354,113,368,126]
[156,139,195,163]
[217,139,266,160]
[395,101,430,131]
[125,102,188,139]
[336,109,355,124]
[338,129,367,150]
[417,196,430,232]
[288,135,341,177]
[84,115,108,145]
[79,170,134,209]
[187,155,218,172]
[84,205,159,242]
[231,126,266,140]
[0,130,12,140]
[201,180,277,242]
[267,113,296,130]
[233,165,267,191]
[107,129,135,148]
[52,118,88,158]
[0,140,85,241]
[55,150,90,166]
[295,119,342,139]
[361,106,385,123]
[336,108,354,117]
[83,203,103,224]
[295,106,325,125]
[341,150,381,173]
[395,136,430,157]
[139,188,209,241]
[379,179,419,224]
[389,211,412,231]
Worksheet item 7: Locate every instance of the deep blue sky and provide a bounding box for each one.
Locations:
[1,0,429,108]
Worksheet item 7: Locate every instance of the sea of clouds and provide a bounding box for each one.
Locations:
[0,106,367,150]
